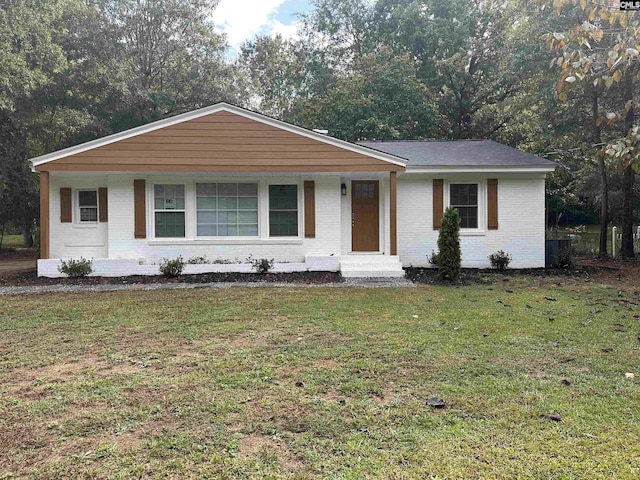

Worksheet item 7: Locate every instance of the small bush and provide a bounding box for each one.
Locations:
[437,207,461,280]
[489,250,512,270]
[187,255,210,264]
[247,256,274,274]
[159,256,185,277]
[212,257,239,264]
[557,245,575,269]
[427,250,439,267]
[58,257,93,277]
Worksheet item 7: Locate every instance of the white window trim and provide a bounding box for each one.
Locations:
[193,181,260,240]
[152,183,187,239]
[147,178,303,243]
[74,189,98,227]
[444,180,486,236]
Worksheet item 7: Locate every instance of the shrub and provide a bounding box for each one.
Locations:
[427,250,439,266]
[159,256,185,277]
[187,255,210,264]
[247,256,274,274]
[58,257,93,277]
[437,207,461,280]
[489,250,512,270]
[557,244,575,269]
[212,257,239,264]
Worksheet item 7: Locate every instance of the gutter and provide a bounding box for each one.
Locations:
[404,165,556,174]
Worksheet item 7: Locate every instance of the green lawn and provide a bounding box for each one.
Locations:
[553,224,640,256]
[0,235,25,248]
[1,279,639,478]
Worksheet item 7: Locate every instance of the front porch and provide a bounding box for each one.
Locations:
[37,253,405,278]
[37,169,402,278]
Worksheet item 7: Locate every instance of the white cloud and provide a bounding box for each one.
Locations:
[269,19,301,41]
[213,0,287,47]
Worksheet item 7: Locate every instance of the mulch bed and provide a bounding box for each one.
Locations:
[1,253,637,288]
[404,261,618,285]
[0,269,342,287]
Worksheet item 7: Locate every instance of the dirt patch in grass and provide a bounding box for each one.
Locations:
[311,359,339,370]
[238,433,305,470]
[1,416,148,476]
[0,422,58,473]
[4,356,143,400]
[13,356,142,380]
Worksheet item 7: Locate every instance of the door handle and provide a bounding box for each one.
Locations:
[351,213,355,227]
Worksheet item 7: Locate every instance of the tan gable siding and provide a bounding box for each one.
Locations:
[37,112,403,172]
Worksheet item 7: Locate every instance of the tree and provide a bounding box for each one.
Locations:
[0,112,37,248]
[83,0,238,130]
[0,0,77,245]
[239,34,304,119]
[294,47,436,141]
[437,207,462,280]
[0,0,70,111]
[373,0,532,139]
[301,0,377,67]
[543,0,640,258]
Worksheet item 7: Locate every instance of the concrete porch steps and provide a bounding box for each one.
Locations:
[340,254,405,278]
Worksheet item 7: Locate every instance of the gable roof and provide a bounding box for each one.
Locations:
[30,103,406,172]
[358,140,555,171]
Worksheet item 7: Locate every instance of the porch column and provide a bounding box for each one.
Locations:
[390,171,397,256]
[39,171,50,259]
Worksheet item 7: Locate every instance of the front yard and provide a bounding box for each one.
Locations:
[1,273,639,478]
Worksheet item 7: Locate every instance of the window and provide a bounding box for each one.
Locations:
[154,184,185,238]
[450,183,478,229]
[78,190,98,222]
[196,183,258,237]
[269,185,298,237]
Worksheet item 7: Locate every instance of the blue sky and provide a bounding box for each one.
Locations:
[213,0,312,52]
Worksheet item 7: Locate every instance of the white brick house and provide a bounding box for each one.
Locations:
[30,103,555,277]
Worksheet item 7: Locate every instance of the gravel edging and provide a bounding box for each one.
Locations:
[0,278,415,296]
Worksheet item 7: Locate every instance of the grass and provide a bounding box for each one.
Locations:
[0,235,24,249]
[0,277,639,478]
[553,224,640,256]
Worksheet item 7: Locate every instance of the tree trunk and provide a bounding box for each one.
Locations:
[22,223,33,248]
[621,75,635,258]
[621,165,635,258]
[592,89,609,257]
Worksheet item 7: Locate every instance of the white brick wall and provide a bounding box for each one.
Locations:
[42,171,548,276]
[43,173,342,276]
[397,173,547,268]
[49,173,109,259]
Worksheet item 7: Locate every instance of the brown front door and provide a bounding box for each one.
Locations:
[352,181,379,252]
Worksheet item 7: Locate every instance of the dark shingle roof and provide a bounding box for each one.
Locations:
[356,140,554,167]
